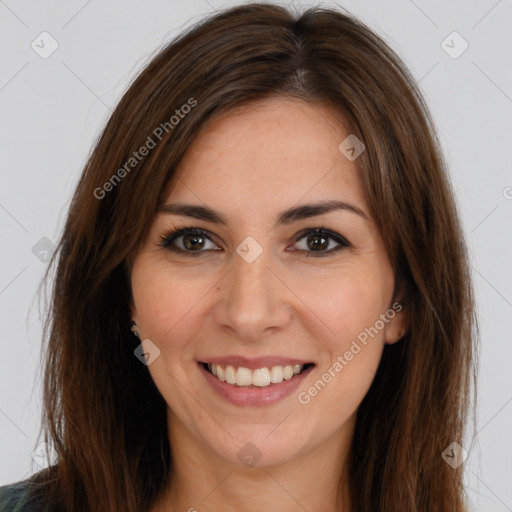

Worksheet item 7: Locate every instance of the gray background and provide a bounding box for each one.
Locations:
[0,1,511,510]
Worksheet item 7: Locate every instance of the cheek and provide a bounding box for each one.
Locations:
[300,271,388,417]
[297,266,387,394]
[130,256,214,352]
[295,264,387,344]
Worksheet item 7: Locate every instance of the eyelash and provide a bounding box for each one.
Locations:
[158,224,351,258]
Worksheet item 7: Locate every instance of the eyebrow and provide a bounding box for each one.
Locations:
[159,199,368,227]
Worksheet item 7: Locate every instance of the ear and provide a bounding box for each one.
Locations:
[127,269,137,325]
[384,299,408,345]
[125,259,138,323]
[129,303,137,324]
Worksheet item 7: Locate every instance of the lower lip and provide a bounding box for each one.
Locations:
[198,362,315,407]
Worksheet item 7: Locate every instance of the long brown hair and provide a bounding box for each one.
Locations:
[27,3,477,510]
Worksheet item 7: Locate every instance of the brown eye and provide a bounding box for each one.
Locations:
[291,228,350,257]
[159,226,350,258]
[181,232,207,251]
[159,228,219,255]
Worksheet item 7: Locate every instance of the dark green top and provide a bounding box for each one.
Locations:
[0,475,45,512]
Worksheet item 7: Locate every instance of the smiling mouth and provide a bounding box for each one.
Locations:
[201,361,315,387]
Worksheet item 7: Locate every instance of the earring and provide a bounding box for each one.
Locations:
[130,320,139,338]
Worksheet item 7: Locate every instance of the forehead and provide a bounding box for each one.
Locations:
[167,97,367,213]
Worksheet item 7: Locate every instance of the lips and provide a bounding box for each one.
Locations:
[198,359,315,407]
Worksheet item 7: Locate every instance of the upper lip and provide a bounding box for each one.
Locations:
[198,356,314,370]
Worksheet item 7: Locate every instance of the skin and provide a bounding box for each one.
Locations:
[129,96,407,512]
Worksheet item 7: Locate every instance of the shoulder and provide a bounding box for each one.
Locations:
[0,474,47,512]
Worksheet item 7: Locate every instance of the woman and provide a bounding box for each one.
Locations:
[0,2,477,511]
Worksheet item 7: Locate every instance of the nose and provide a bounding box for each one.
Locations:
[213,244,292,343]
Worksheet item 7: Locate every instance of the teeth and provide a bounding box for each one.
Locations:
[206,363,307,387]
[269,365,283,383]
[283,365,294,380]
[252,368,271,387]
[225,365,236,384]
[236,366,253,386]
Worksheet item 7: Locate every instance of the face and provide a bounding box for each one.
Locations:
[129,96,406,468]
